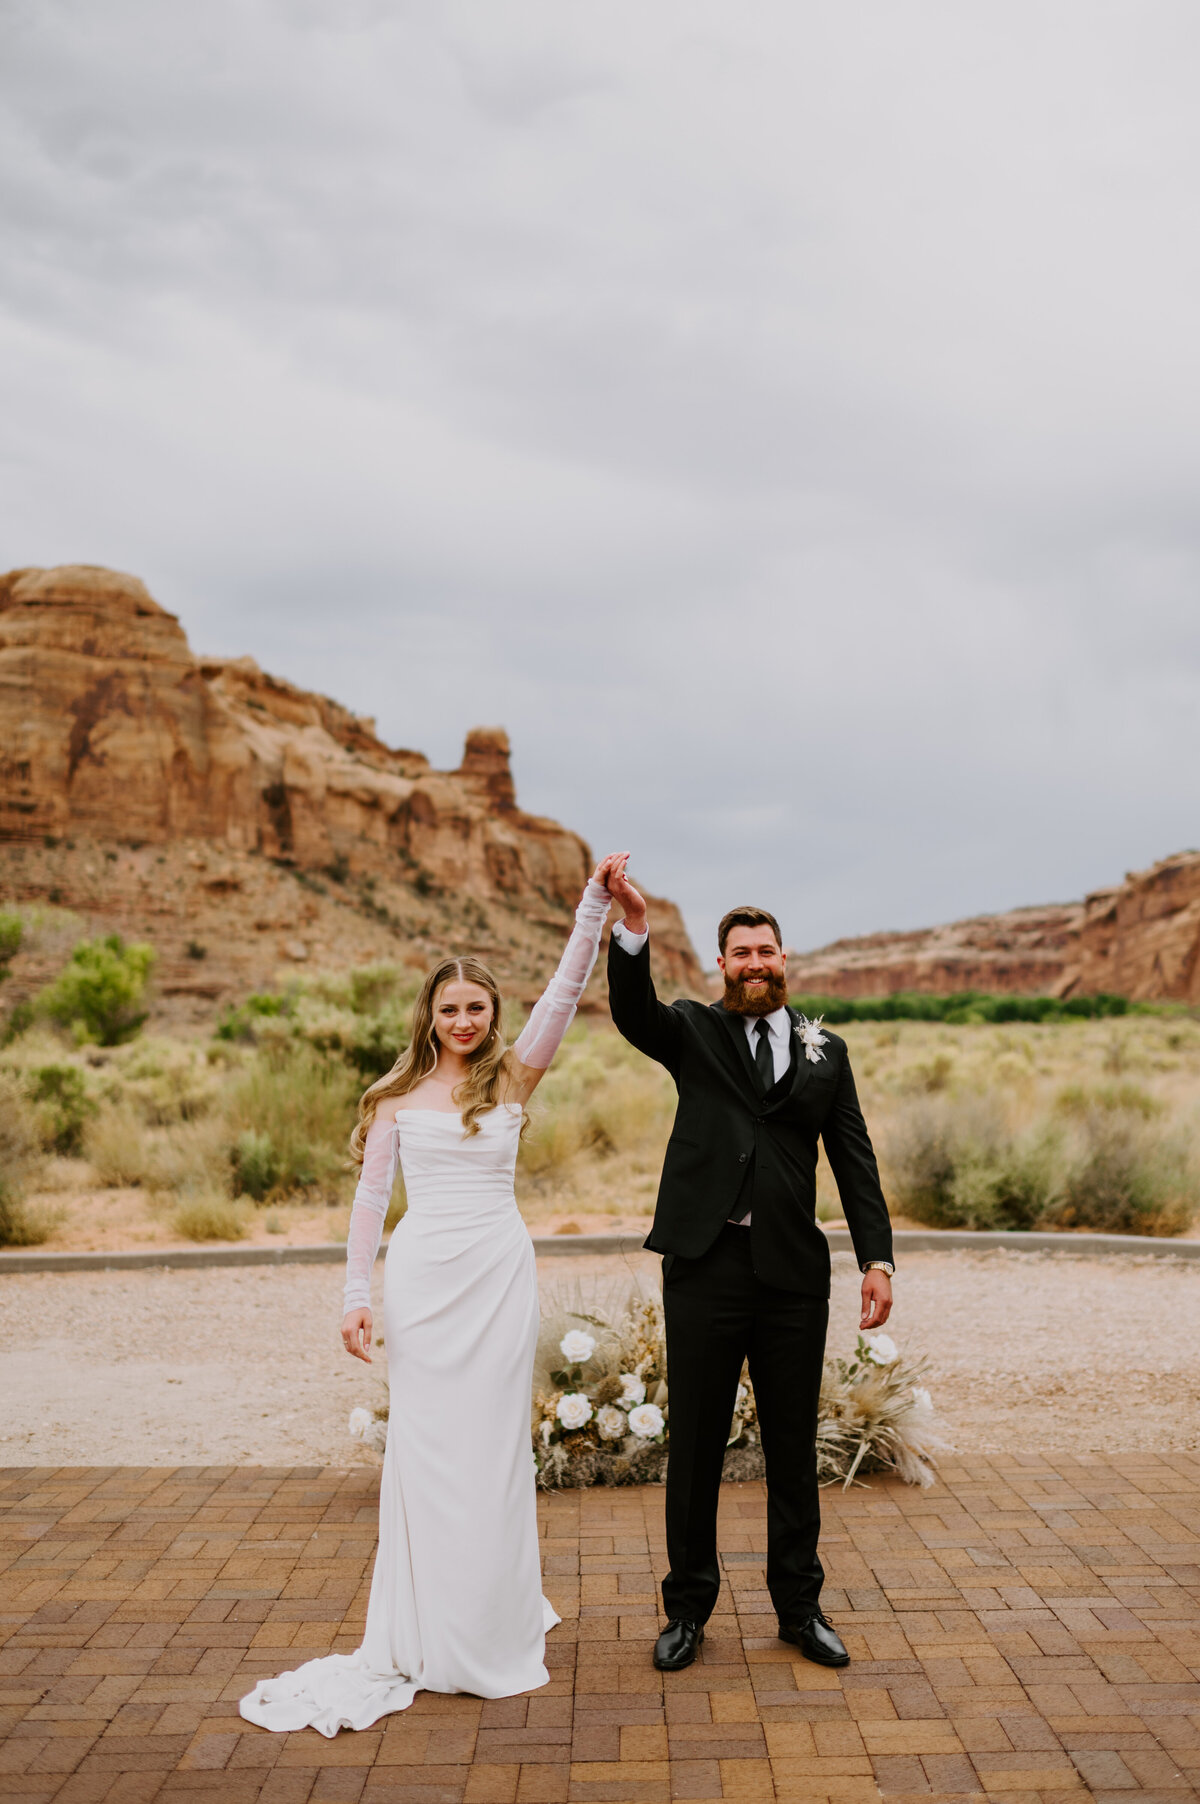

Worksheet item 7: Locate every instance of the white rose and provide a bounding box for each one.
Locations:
[555,1392,593,1431]
[618,1373,646,1407]
[910,1386,932,1413]
[348,1407,372,1439]
[627,1402,665,1440]
[560,1330,597,1364]
[865,1334,899,1365]
[596,1404,627,1441]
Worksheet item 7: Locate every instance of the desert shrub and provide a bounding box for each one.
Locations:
[519,1040,675,1179]
[26,1062,97,1154]
[213,970,412,1079]
[84,1106,230,1195]
[232,1128,280,1201]
[886,1096,1062,1231]
[101,1039,218,1125]
[0,909,22,972]
[1043,1108,1199,1236]
[36,934,155,1045]
[223,1045,359,1196]
[173,1192,250,1242]
[214,991,292,1042]
[896,1051,957,1095]
[84,1103,154,1187]
[339,1005,410,1078]
[0,1068,53,1245]
[791,989,1132,1024]
[1055,1082,1162,1120]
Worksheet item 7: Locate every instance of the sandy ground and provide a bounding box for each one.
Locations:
[1,1248,1199,1467]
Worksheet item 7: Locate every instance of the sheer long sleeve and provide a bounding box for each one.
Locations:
[343,1113,398,1313]
[512,878,612,1069]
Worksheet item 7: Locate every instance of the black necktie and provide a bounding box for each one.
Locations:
[754,1019,774,1093]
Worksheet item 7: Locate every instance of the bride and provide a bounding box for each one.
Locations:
[239,853,624,1735]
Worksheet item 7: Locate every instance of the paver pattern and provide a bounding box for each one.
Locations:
[2,1457,1199,1802]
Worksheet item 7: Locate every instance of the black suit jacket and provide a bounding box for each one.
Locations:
[608,935,893,1295]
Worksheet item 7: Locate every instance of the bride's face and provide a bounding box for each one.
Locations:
[433,979,495,1059]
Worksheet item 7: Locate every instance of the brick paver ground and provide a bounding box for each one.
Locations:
[2,1458,1199,1804]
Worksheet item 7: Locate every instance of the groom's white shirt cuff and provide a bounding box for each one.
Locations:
[611,919,648,953]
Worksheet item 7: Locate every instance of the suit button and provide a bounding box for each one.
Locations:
[738,1153,748,1163]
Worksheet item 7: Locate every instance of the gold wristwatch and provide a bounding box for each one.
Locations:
[862,1260,895,1276]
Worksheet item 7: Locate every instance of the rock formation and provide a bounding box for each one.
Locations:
[787,852,1200,1005]
[0,565,704,1014]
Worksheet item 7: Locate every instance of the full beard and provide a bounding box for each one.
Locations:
[723,971,790,1017]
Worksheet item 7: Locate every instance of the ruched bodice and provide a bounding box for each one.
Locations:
[393,1103,522,1218]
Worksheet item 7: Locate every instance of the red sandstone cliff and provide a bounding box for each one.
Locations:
[786,854,1200,1005]
[0,565,704,1010]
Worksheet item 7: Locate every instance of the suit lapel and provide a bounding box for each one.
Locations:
[710,1003,763,1099]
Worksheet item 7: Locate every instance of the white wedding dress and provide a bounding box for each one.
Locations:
[240,879,612,1736]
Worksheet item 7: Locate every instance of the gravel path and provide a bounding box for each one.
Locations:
[1,1248,1197,1466]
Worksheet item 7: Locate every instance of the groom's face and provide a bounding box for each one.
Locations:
[719,925,788,1016]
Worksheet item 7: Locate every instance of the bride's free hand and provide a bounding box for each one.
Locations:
[342,1307,373,1363]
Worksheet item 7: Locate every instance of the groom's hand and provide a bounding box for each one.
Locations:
[859,1270,892,1330]
[601,852,648,935]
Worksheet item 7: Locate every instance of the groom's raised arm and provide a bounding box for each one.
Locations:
[604,861,683,1077]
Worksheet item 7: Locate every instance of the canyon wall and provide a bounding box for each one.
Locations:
[0,564,704,1010]
[787,853,1200,1005]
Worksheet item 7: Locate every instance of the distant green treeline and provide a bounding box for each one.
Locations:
[787,989,1136,1025]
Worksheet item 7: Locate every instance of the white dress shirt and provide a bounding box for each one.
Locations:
[611,919,791,1224]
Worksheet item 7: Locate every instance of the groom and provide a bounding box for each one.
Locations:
[605,859,894,1672]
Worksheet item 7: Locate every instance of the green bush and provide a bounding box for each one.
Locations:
[0,909,22,972]
[0,1068,52,1245]
[173,1192,250,1242]
[27,1062,96,1154]
[214,991,291,1042]
[232,1128,281,1201]
[224,1046,359,1196]
[102,1039,218,1125]
[886,1096,1062,1231]
[340,1004,410,1077]
[1054,1082,1162,1120]
[1044,1108,1199,1236]
[790,989,1132,1025]
[37,934,155,1045]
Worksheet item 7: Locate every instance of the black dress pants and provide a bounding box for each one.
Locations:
[661,1223,829,1625]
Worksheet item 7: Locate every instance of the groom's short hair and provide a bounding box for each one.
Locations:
[717,906,782,956]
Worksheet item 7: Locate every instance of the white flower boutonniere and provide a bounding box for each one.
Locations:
[794,1013,829,1064]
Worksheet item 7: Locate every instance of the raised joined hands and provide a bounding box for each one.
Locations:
[593,851,647,933]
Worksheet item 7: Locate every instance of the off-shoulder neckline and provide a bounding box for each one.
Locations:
[387,1103,523,1124]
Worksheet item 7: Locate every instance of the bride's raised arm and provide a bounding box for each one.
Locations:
[508,853,622,1098]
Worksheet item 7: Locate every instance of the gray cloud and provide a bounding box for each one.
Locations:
[2,0,1199,959]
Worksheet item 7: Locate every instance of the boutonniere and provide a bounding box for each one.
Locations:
[793,1013,828,1064]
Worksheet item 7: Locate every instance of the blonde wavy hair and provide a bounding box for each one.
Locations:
[349,956,514,1163]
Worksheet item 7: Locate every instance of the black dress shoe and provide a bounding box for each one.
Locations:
[778,1612,849,1667]
[653,1618,704,1671]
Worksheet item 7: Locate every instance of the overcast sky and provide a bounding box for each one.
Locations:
[3,1,1199,959]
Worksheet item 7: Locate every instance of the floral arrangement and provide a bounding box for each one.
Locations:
[528,1285,950,1491]
[348,1285,950,1491]
[348,1404,388,1455]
